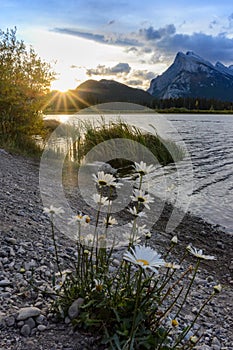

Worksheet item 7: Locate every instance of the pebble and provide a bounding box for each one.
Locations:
[37,324,47,332]
[20,324,31,337]
[25,317,36,330]
[0,279,12,287]
[68,298,84,320]
[17,307,41,321]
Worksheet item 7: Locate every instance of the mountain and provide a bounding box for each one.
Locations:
[47,79,154,112]
[74,79,153,106]
[148,51,233,101]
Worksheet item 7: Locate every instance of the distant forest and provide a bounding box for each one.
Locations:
[45,90,233,113]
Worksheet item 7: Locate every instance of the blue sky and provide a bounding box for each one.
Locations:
[1,0,233,90]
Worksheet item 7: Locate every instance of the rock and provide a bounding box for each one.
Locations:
[20,324,31,337]
[17,307,41,321]
[211,336,221,349]
[68,298,84,320]
[35,314,47,325]
[0,279,12,287]
[37,324,47,332]
[5,237,17,245]
[25,317,36,330]
[5,316,15,327]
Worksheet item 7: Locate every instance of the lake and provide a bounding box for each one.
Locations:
[45,112,233,233]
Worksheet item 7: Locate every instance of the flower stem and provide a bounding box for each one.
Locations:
[128,267,143,348]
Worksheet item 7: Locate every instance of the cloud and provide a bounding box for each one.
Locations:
[228,13,233,28]
[53,24,233,66]
[126,79,143,86]
[156,31,233,64]
[52,27,140,47]
[108,20,115,25]
[132,70,155,81]
[139,24,176,40]
[86,62,131,76]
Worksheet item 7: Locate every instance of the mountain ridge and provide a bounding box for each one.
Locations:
[147,51,233,101]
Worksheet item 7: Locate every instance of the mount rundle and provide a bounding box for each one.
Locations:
[147,51,233,101]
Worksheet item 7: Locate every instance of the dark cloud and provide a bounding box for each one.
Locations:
[126,79,143,86]
[228,13,233,28]
[156,32,233,64]
[86,62,131,76]
[139,24,176,40]
[52,27,140,47]
[132,70,155,81]
[126,46,139,53]
[209,19,218,29]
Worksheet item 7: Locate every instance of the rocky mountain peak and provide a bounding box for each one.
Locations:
[148,52,233,101]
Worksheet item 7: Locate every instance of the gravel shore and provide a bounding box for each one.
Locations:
[0,149,233,349]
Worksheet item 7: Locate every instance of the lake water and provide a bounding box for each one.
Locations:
[45,113,233,233]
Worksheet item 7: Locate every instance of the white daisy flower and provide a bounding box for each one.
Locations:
[134,161,157,176]
[92,193,110,206]
[79,234,95,246]
[213,284,222,293]
[128,222,148,235]
[93,171,121,188]
[131,189,154,209]
[186,244,216,260]
[92,279,104,292]
[127,206,147,218]
[123,245,165,273]
[43,205,64,216]
[69,212,90,225]
[104,216,118,227]
[122,232,141,244]
[171,235,178,244]
[165,262,181,269]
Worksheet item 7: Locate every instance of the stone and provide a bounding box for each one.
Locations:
[5,316,15,327]
[0,279,12,287]
[25,317,36,330]
[17,307,41,321]
[5,237,17,245]
[37,324,47,332]
[35,314,46,325]
[68,298,84,320]
[20,324,31,337]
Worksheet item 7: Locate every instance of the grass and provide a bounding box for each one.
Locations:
[0,134,43,158]
[78,119,185,167]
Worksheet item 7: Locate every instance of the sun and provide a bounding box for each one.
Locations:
[51,70,81,92]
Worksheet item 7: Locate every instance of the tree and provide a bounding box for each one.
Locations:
[0,27,55,145]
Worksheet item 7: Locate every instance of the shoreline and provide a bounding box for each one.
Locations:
[0,149,233,349]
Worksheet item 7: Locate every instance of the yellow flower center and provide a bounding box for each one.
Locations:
[98,180,107,186]
[136,259,149,266]
[171,319,179,327]
[138,196,145,203]
[96,284,103,292]
[85,216,91,223]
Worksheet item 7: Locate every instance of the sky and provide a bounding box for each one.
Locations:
[1,0,233,91]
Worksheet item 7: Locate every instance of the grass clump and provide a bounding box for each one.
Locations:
[78,119,184,167]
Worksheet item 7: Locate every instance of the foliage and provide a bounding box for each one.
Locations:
[0,27,55,151]
[43,161,221,350]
